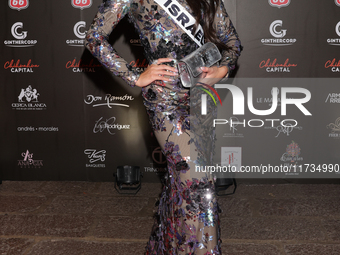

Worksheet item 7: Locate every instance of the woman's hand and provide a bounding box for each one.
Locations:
[199,66,229,86]
[135,58,178,87]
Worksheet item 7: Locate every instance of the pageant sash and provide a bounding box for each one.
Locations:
[154,0,205,46]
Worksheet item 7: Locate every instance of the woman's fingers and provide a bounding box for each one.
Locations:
[135,60,178,87]
[198,66,229,86]
[154,64,178,74]
[154,69,178,77]
[200,66,212,74]
[156,58,175,64]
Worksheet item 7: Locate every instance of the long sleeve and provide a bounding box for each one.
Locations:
[215,0,242,73]
[85,0,141,87]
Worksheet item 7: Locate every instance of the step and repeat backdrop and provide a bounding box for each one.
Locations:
[1,0,339,181]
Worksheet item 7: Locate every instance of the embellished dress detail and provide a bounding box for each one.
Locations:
[85,0,241,254]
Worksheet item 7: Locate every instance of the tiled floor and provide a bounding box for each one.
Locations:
[0,181,340,254]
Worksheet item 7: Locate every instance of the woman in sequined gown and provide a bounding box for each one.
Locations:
[85,0,241,254]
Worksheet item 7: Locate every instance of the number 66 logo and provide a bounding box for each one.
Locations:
[9,0,29,11]
[269,0,291,8]
[72,0,92,9]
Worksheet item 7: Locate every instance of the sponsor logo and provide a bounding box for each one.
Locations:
[18,85,39,101]
[152,147,167,164]
[93,117,130,135]
[336,0,340,7]
[12,85,47,110]
[66,21,86,47]
[129,59,149,73]
[18,150,43,168]
[84,149,106,168]
[221,117,244,138]
[17,126,59,132]
[281,141,303,164]
[269,0,290,8]
[9,0,29,11]
[130,38,142,46]
[221,147,242,172]
[264,122,302,137]
[261,20,296,46]
[66,58,101,72]
[144,163,167,173]
[325,93,340,103]
[259,58,297,73]
[327,117,340,139]
[84,94,134,108]
[4,22,37,47]
[71,0,92,9]
[4,59,39,73]
[327,21,340,46]
[325,58,340,72]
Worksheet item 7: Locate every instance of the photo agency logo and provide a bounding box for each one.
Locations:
[269,0,291,8]
[199,83,223,115]
[18,150,43,168]
[12,85,47,110]
[327,117,340,139]
[201,83,311,136]
[84,149,106,168]
[9,0,29,10]
[84,94,134,108]
[66,21,86,46]
[4,22,37,47]
[261,20,296,46]
[327,21,340,46]
[256,88,303,137]
[71,0,92,9]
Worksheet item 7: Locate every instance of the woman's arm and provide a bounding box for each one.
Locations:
[201,0,242,81]
[215,0,242,74]
[85,0,140,87]
[85,0,178,87]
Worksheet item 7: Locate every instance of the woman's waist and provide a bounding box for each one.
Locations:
[142,81,189,100]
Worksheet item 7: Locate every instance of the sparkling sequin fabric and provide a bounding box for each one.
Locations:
[85,0,241,254]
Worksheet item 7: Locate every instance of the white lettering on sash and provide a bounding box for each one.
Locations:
[155,0,205,46]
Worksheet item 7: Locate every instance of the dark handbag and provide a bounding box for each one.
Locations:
[177,42,222,88]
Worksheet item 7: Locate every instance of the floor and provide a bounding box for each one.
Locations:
[0,181,340,255]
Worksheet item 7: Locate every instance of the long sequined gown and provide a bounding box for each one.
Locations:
[85,0,241,254]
